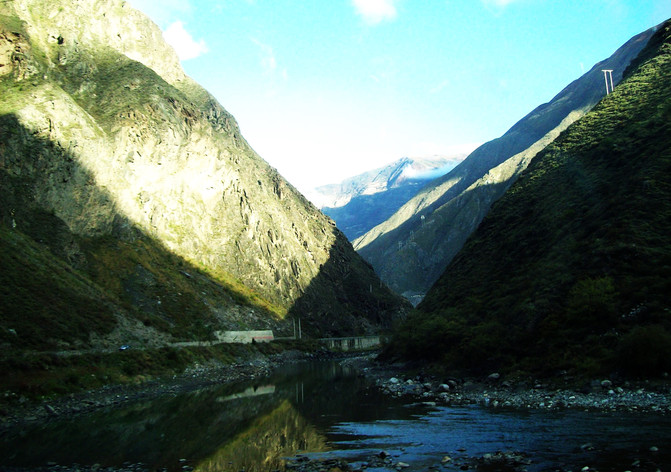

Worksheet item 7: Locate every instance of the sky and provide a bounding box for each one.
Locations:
[128,0,671,195]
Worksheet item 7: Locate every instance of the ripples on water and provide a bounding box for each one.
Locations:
[329,405,671,471]
[2,361,670,471]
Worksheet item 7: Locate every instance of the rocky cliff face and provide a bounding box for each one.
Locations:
[353,27,655,304]
[314,156,464,240]
[0,0,407,350]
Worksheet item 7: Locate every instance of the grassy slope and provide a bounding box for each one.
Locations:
[0,226,117,350]
[0,222,285,349]
[385,20,671,379]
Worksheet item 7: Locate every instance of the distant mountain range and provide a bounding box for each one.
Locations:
[353,25,656,304]
[313,155,465,240]
[386,19,671,377]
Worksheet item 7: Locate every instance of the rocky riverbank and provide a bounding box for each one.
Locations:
[285,450,534,472]
[374,374,671,414]
[350,357,671,414]
[282,356,671,472]
[284,446,668,472]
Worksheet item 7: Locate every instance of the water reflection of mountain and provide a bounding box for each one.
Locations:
[1,380,290,470]
[0,361,366,471]
[195,399,328,472]
[280,361,421,429]
[2,361,415,471]
[217,384,276,402]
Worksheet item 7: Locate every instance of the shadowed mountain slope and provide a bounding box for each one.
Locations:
[385,19,671,378]
[0,0,408,353]
[354,26,655,303]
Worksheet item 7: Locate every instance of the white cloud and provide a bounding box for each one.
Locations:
[251,37,289,83]
[351,0,398,24]
[163,21,208,61]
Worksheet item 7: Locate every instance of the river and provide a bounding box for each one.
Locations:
[2,360,670,471]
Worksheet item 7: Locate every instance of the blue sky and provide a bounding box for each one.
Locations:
[129,0,671,194]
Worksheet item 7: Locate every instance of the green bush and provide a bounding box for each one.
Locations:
[617,324,671,376]
[566,277,619,332]
[386,311,466,362]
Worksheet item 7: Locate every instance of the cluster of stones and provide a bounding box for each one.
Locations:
[375,374,671,413]
[0,463,181,472]
[284,449,532,472]
[285,455,352,472]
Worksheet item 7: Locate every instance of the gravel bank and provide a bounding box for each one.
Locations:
[349,357,671,414]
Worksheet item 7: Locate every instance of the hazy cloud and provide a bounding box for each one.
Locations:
[351,0,398,24]
[429,79,450,94]
[250,37,288,93]
[163,21,208,61]
[251,37,278,74]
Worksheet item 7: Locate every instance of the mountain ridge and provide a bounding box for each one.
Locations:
[354,26,656,303]
[385,18,671,377]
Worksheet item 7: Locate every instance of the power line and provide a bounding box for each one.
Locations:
[602,69,614,95]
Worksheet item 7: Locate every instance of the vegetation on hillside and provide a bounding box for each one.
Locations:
[0,226,117,351]
[384,20,671,379]
[0,223,286,352]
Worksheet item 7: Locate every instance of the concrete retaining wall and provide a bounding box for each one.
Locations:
[321,336,383,351]
[215,330,274,344]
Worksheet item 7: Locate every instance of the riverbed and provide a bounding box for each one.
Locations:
[2,359,670,472]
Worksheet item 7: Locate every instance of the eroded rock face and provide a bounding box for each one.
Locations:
[0,0,407,341]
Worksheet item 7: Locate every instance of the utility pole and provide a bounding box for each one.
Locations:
[602,69,614,95]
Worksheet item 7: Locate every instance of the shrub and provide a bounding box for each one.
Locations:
[566,277,619,332]
[388,311,465,361]
[617,324,671,376]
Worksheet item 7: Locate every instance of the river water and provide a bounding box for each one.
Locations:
[2,360,671,471]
